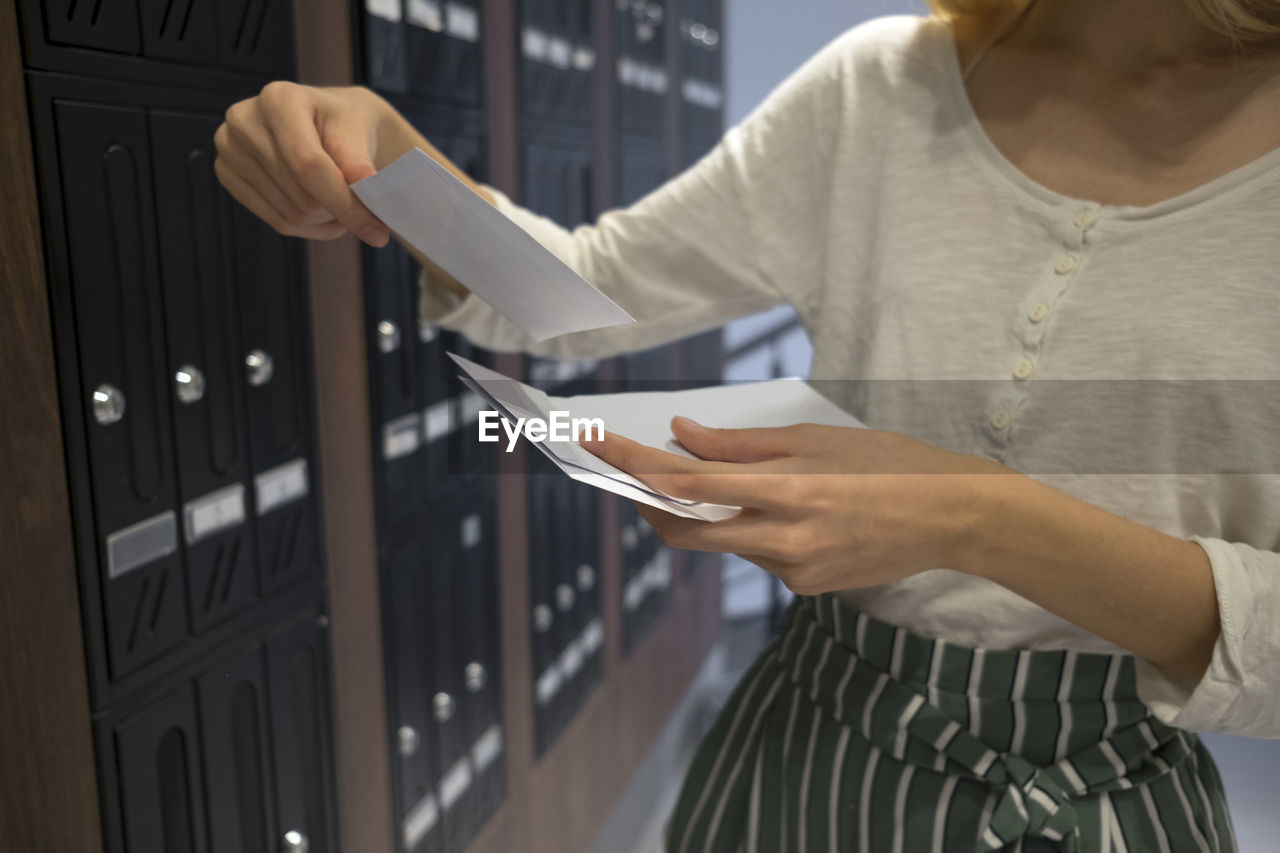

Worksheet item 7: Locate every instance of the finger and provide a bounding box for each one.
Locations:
[671,417,805,464]
[634,503,789,557]
[222,106,329,224]
[214,156,290,232]
[263,96,389,246]
[326,133,379,185]
[586,431,781,507]
[734,553,787,573]
[214,158,346,241]
[215,134,318,227]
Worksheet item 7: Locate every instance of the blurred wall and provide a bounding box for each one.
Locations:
[720,2,1279,849]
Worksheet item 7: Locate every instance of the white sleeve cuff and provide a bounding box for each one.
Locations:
[1135,537,1253,733]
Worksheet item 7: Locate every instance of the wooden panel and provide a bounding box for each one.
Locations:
[0,1,104,850]
[524,551,720,853]
[484,0,520,197]
[464,6,531,852]
[665,0,685,176]
[592,0,618,213]
[293,3,395,852]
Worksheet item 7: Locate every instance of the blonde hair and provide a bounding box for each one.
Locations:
[925,0,1280,42]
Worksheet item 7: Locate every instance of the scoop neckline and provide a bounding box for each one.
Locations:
[932,17,1280,224]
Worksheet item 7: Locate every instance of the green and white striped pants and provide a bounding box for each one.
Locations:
[666,594,1237,853]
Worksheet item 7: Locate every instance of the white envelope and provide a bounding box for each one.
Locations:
[351,148,636,341]
[449,353,866,522]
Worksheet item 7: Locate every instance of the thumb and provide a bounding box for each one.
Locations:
[670,417,794,463]
[332,145,377,184]
[329,140,389,244]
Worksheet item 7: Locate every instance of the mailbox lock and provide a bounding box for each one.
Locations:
[576,564,596,592]
[377,320,401,354]
[281,830,308,853]
[532,603,553,633]
[433,691,455,723]
[91,384,126,425]
[555,583,576,612]
[465,661,487,693]
[174,365,206,405]
[245,349,274,387]
[397,725,420,757]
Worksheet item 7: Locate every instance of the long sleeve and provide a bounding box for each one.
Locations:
[1135,536,1280,738]
[416,26,852,360]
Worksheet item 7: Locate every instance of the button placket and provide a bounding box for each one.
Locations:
[996,207,1097,447]
[1012,356,1035,380]
[1073,207,1099,230]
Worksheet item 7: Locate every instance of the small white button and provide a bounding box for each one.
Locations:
[1028,303,1050,323]
[1013,357,1035,380]
[1053,255,1077,275]
[990,409,1011,430]
[1073,209,1098,229]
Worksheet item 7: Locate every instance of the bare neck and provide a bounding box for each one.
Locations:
[1011,0,1247,69]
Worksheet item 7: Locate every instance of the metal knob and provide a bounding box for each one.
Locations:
[245,349,274,387]
[576,564,596,592]
[433,691,455,723]
[532,603,553,633]
[645,3,664,23]
[555,583,576,612]
[91,384,126,425]
[418,319,438,343]
[377,320,401,354]
[465,661,487,693]
[621,525,638,551]
[397,725,420,757]
[174,365,206,405]
[281,830,308,853]
[703,27,719,47]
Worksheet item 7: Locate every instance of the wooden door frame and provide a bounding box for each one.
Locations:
[0,1,104,849]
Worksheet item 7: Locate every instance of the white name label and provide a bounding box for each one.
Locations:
[107,510,178,579]
[406,0,443,30]
[536,666,563,706]
[367,0,402,23]
[471,724,504,772]
[384,412,423,460]
[439,757,473,811]
[184,484,246,545]
[445,3,480,42]
[460,513,482,549]
[255,458,309,516]
[423,399,453,444]
[402,792,439,849]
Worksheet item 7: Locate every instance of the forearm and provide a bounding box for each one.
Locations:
[960,474,1220,685]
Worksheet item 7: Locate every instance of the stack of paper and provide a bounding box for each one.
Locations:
[353,148,860,519]
[450,354,865,521]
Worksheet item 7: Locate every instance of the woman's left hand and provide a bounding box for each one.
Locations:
[585,417,1016,594]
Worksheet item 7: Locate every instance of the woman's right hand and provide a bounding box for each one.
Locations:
[213,82,393,247]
